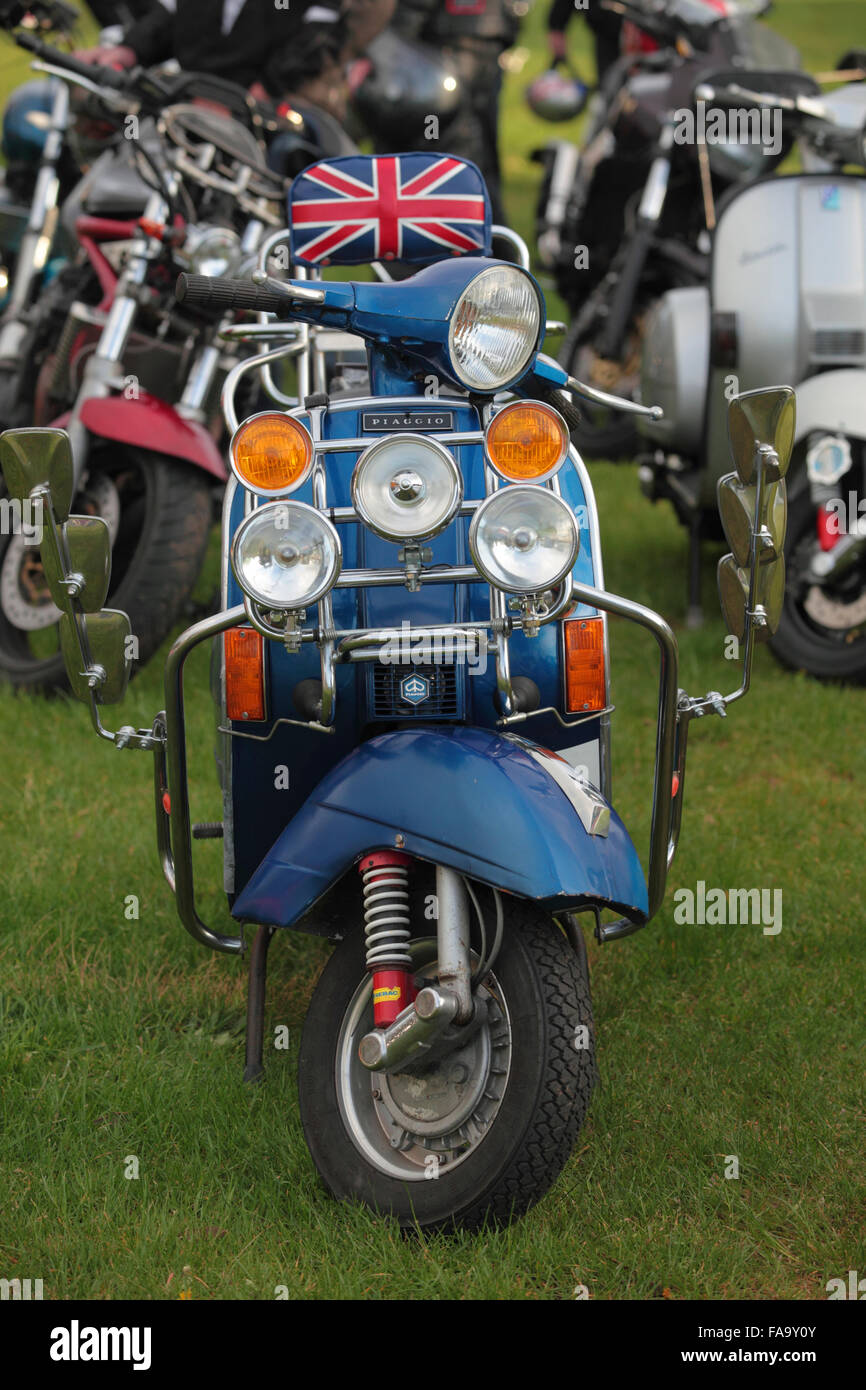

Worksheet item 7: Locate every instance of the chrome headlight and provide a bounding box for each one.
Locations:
[231,500,341,609]
[352,434,462,542]
[469,485,578,593]
[448,265,542,391]
[188,226,242,278]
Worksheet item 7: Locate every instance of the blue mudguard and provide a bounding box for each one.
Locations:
[231,726,648,930]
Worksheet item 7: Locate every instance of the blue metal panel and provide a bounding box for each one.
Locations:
[225,398,604,895]
[231,725,647,930]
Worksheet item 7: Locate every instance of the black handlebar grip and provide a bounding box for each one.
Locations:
[15,32,127,89]
[175,273,290,315]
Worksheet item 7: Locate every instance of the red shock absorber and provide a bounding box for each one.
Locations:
[358,852,417,1028]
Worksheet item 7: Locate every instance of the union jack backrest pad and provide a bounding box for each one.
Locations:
[287,152,493,267]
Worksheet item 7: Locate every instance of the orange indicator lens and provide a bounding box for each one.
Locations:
[230,412,313,495]
[485,401,569,482]
[225,627,266,722]
[564,616,606,713]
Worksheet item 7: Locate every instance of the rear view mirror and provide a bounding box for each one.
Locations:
[727,386,796,485]
[717,475,787,569]
[717,387,794,651]
[59,609,132,705]
[41,515,112,615]
[0,428,74,523]
[718,552,785,642]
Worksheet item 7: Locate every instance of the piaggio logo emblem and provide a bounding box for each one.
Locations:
[400,674,430,706]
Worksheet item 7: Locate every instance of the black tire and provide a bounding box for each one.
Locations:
[0,448,213,692]
[558,307,641,460]
[298,899,595,1231]
[770,482,866,682]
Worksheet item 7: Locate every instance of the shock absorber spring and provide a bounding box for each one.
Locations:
[359,851,415,1028]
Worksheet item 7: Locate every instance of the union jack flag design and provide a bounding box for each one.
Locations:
[288,153,492,267]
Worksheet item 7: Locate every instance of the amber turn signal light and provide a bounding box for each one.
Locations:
[564,616,606,713]
[225,627,266,722]
[485,400,569,483]
[230,411,313,496]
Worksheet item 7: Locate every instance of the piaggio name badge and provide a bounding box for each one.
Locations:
[362,411,455,432]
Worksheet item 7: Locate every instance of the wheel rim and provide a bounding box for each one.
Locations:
[785,507,866,654]
[335,939,512,1182]
[0,470,125,671]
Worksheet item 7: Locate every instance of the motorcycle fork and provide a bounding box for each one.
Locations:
[0,79,69,345]
[240,861,476,1084]
[595,121,674,362]
[66,190,170,487]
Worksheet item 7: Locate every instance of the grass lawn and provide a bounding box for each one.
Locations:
[0,1,863,1300]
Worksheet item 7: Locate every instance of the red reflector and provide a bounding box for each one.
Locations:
[162,791,171,814]
[225,627,266,722]
[817,503,841,552]
[672,773,680,797]
[564,617,606,713]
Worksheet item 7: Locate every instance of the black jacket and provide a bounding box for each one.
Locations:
[125,0,345,92]
[395,0,521,49]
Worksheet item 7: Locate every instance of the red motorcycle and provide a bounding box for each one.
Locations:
[0,41,290,689]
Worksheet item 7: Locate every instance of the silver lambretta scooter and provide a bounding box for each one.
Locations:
[638,75,866,680]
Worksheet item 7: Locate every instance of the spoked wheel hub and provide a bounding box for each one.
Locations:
[0,472,120,633]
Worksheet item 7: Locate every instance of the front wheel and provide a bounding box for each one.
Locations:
[0,447,213,692]
[770,482,866,681]
[298,901,595,1230]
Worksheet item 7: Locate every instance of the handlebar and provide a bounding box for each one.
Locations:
[696,78,866,166]
[695,78,826,118]
[15,30,128,89]
[176,273,292,315]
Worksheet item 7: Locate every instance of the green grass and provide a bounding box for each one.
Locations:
[0,1,864,1301]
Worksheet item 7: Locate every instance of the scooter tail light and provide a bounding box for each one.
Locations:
[225,627,266,722]
[564,616,606,713]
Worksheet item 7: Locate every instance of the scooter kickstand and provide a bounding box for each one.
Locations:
[243,925,275,1084]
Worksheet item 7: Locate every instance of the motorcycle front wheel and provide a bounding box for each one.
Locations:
[0,446,212,692]
[298,900,595,1230]
[771,484,866,681]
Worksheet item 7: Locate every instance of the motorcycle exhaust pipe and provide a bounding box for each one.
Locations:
[358,986,459,1072]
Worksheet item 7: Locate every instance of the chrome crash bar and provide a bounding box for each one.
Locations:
[154,579,682,955]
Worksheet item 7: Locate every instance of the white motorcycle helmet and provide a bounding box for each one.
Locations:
[526,63,589,124]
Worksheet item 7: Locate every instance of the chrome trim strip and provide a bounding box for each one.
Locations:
[502,735,611,837]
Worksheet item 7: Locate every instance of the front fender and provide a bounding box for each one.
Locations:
[794,370,866,443]
[77,392,227,480]
[231,726,648,931]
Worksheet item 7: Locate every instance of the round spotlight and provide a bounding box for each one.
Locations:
[469,485,578,593]
[352,434,462,542]
[230,411,313,497]
[231,500,341,609]
[485,400,569,483]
